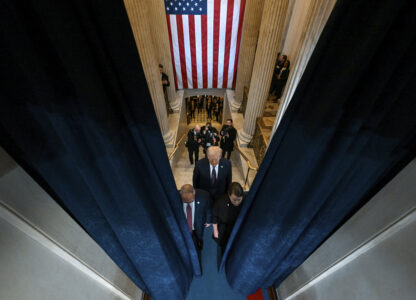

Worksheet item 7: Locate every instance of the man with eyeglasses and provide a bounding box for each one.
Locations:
[212,182,245,253]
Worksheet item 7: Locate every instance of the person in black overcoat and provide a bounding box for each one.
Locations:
[220,119,237,159]
[212,182,244,253]
[201,121,219,157]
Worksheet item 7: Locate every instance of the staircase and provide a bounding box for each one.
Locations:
[170,126,245,190]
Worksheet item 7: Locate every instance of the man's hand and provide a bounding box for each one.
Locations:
[213,224,219,238]
[204,223,211,227]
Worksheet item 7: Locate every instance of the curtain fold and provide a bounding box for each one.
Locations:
[222,0,416,294]
[0,0,199,299]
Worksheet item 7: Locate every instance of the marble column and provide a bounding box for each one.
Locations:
[123,0,174,145]
[232,0,265,112]
[238,0,290,145]
[271,0,337,137]
[147,0,180,112]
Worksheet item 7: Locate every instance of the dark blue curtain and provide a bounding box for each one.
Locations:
[0,1,199,299]
[222,0,416,294]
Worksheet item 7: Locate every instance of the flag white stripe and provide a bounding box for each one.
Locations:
[227,0,241,88]
[169,15,183,89]
[217,0,228,88]
[207,0,214,88]
[182,15,193,88]
[166,0,244,89]
[195,15,203,89]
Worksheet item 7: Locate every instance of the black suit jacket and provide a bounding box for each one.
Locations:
[192,189,212,242]
[187,129,201,150]
[193,158,232,200]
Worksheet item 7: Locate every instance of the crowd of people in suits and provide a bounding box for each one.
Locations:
[269,53,291,101]
[179,146,245,272]
[186,95,224,122]
[186,119,237,165]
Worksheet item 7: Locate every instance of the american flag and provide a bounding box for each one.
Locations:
[165,0,246,89]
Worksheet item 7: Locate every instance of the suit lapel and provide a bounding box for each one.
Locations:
[217,159,224,182]
[206,159,211,182]
[194,194,200,215]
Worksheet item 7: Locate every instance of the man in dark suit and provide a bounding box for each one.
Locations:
[275,59,290,100]
[191,96,197,119]
[180,184,212,260]
[197,95,204,114]
[187,125,201,164]
[206,96,213,120]
[193,146,232,201]
[159,64,173,113]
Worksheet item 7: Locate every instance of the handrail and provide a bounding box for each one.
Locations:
[234,142,258,171]
[168,133,187,160]
[234,141,258,190]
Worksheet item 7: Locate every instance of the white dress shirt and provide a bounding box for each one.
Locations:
[183,201,195,230]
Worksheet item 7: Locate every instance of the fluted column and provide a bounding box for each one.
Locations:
[123,0,174,145]
[147,0,180,111]
[232,0,265,112]
[239,0,290,145]
[270,0,337,138]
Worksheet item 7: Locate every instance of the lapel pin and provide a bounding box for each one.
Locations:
[221,165,223,168]
[197,201,200,204]
[227,203,230,207]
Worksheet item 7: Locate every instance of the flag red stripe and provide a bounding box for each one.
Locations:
[188,15,198,89]
[176,15,188,89]
[232,0,246,88]
[222,0,234,88]
[201,15,208,89]
[212,0,221,88]
[166,15,178,90]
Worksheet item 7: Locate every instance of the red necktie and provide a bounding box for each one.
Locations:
[211,167,216,185]
[186,203,192,233]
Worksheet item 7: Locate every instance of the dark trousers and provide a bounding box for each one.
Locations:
[222,149,232,159]
[214,112,219,121]
[192,232,203,272]
[188,147,199,164]
[207,109,212,119]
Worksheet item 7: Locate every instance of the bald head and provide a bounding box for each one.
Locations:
[180,184,195,203]
[194,125,201,133]
[207,146,222,167]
